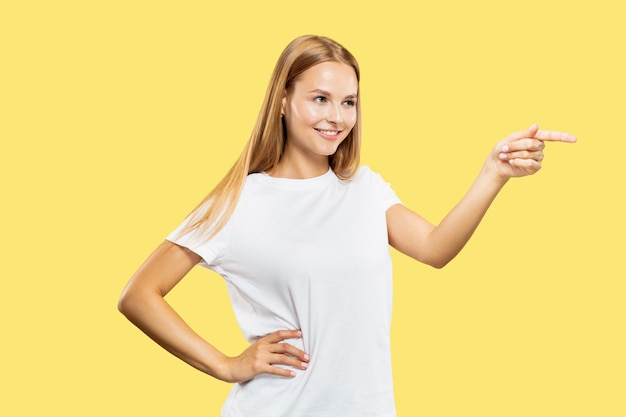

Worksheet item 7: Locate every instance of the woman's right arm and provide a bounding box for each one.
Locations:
[118,240,309,382]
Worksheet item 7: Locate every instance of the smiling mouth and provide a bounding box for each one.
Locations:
[314,128,342,139]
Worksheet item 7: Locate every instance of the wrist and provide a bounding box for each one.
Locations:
[211,353,235,382]
[479,163,509,190]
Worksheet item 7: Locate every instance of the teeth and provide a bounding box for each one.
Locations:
[317,129,339,135]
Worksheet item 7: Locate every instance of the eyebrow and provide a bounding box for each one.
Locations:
[309,89,358,100]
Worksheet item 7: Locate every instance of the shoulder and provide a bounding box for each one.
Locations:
[349,165,386,184]
[347,165,402,208]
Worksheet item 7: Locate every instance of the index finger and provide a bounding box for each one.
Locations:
[534,129,577,143]
[263,329,303,343]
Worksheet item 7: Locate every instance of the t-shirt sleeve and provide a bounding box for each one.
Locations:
[360,166,402,211]
[165,214,225,271]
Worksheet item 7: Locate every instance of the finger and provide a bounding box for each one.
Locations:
[263,329,302,344]
[268,352,309,370]
[262,363,299,378]
[502,138,545,153]
[534,129,577,143]
[500,150,544,162]
[508,158,541,171]
[273,341,310,362]
[504,124,539,143]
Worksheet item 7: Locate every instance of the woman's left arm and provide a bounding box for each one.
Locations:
[387,124,576,268]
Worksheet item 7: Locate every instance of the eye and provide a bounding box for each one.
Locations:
[343,99,356,106]
[314,96,327,103]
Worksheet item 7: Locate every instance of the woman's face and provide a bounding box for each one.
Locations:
[281,61,358,167]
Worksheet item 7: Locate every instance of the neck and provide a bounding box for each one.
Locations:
[266,155,330,179]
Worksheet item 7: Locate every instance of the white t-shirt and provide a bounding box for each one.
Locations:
[167,166,402,417]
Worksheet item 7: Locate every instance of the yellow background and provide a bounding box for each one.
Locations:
[2,1,624,416]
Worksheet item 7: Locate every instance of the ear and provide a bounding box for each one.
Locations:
[281,93,286,116]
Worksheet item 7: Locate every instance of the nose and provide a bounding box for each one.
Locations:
[326,103,343,125]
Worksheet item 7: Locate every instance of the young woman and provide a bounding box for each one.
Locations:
[118,35,576,416]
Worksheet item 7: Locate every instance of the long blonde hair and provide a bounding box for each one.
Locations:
[179,35,362,241]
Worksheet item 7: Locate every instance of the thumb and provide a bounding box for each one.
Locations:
[504,124,540,144]
[527,123,539,137]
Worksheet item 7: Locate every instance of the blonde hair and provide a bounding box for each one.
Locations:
[179,35,361,241]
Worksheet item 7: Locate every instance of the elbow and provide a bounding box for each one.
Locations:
[429,259,450,269]
[117,290,132,317]
[117,287,143,318]
[421,247,459,269]
[415,257,448,269]
[406,243,455,269]
[118,284,162,319]
[422,253,454,269]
